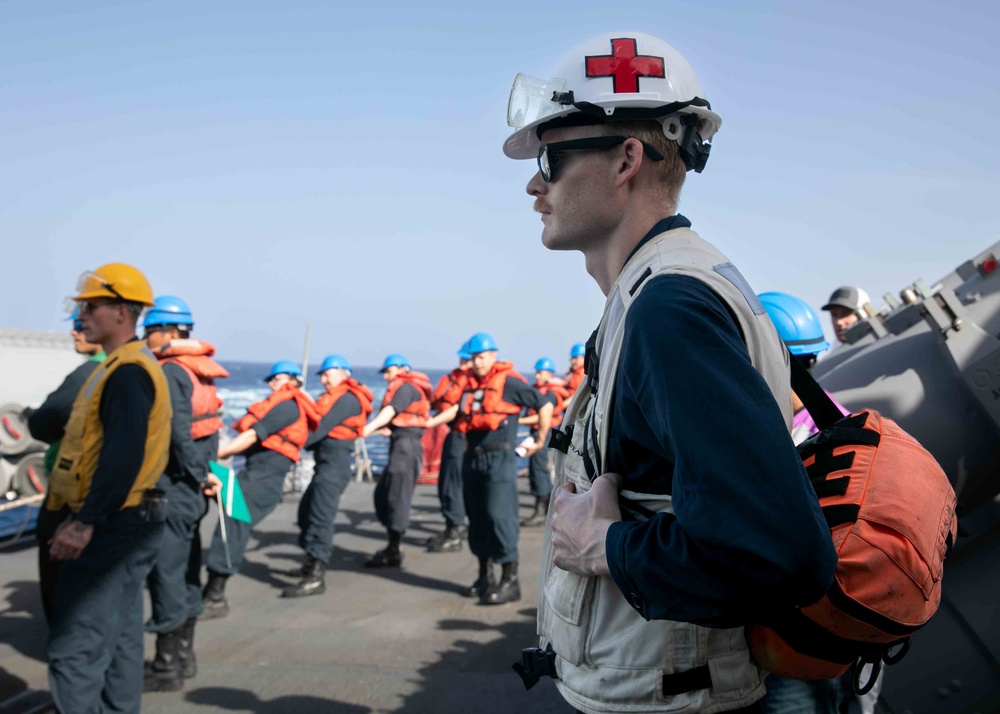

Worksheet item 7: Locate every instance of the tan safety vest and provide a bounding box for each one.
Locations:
[47,340,172,513]
[539,227,792,714]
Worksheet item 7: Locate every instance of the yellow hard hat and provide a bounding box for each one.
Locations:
[74,263,155,306]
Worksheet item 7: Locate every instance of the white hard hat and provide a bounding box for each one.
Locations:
[504,32,722,172]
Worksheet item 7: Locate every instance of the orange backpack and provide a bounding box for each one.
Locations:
[746,356,959,693]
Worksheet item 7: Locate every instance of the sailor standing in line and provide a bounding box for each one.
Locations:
[430,332,555,605]
[360,354,433,567]
[142,295,227,692]
[201,360,319,618]
[518,357,569,527]
[45,263,172,713]
[564,342,586,397]
[283,354,374,598]
[423,340,473,553]
[26,307,106,624]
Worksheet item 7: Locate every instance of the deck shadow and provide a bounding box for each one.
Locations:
[0,580,47,664]
[396,612,571,713]
[184,686,370,713]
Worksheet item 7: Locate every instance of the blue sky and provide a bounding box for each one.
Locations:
[2,0,998,371]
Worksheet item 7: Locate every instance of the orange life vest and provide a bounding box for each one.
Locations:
[232,382,320,462]
[153,339,229,440]
[565,364,585,397]
[315,378,375,440]
[382,370,433,429]
[432,368,466,412]
[530,378,570,428]
[455,361,525,433]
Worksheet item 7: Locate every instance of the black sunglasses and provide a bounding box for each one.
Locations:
[537,135,665,183]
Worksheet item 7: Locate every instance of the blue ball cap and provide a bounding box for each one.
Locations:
[570,342,586,358]
[758,291,831,356]
[457,340,473,361]
[466,332,498,355]
[143,295,194,328]
[317,354,351,374]
[264,360,303,382]
[534,357,556,373]
[380,353,410,372]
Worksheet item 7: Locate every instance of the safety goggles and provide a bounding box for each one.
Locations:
[77,298,123,315]
[537,135,664,183]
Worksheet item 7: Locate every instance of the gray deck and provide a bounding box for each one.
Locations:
[0,480,570,713]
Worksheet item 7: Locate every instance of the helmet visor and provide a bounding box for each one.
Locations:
[507,73,569,131]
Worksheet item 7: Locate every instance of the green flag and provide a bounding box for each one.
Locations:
[209,460,251,523]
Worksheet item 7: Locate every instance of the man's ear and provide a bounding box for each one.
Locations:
[614,138,645,188]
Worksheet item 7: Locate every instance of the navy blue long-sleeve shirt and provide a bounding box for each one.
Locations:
[76,362,154,526]
[162,361,209,485]
[27,359,102,444]
[602,223,836,629]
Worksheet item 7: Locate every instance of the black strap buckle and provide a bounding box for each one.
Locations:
[512,646,559,691]
[548,428,571,454]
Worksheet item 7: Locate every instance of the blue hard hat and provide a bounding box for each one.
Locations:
[143,295,194,328]
[570,342,586,358]
[66,306,84,331]
[317,354,351,374]
[380,353,410,372]
[534,357,556,373]
[264,360,303,382]
[457,340,473,361]
[466,332,498,355]
[758,292,831,356]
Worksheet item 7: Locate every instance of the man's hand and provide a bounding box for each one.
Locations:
[202,473,222,498]
[49,519,94,561]
[550,472,623,577]
[522,439,544,458]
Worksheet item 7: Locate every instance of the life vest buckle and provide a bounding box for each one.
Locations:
[512,645,558,690]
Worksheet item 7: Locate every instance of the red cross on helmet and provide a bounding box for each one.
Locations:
[504,32,722,172]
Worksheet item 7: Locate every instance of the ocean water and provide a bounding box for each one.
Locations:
[217,361,451,473]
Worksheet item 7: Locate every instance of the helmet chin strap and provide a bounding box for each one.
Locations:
[543,95,713,173]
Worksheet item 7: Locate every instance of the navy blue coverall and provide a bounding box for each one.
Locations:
[45,361,167,714]
[462,379,555,564]
[146,362,218,633]
[299,391,361,564]
[207,400,298,575]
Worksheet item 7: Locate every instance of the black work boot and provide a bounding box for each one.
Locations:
[282,558,327,598]
[481,561,521,605]
[520,497,549,527]
[199,573,229,620]
[143,629,184,692]
[287,554,317,578]
[177,617,197,679]
[465,557,494,598]
[426,525,463,553]
[365,530,403,568]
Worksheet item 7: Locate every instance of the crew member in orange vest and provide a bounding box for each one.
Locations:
[284,354,374,598]
[565,342,586,397]
[360,354,432,568]
[518,357,570,527]
[202,360,319,618]
[431,333,555,605]
[142,296,228,691]
[423,340,473,553]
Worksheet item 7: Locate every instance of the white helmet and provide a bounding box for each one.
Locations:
[504,32,722,172]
